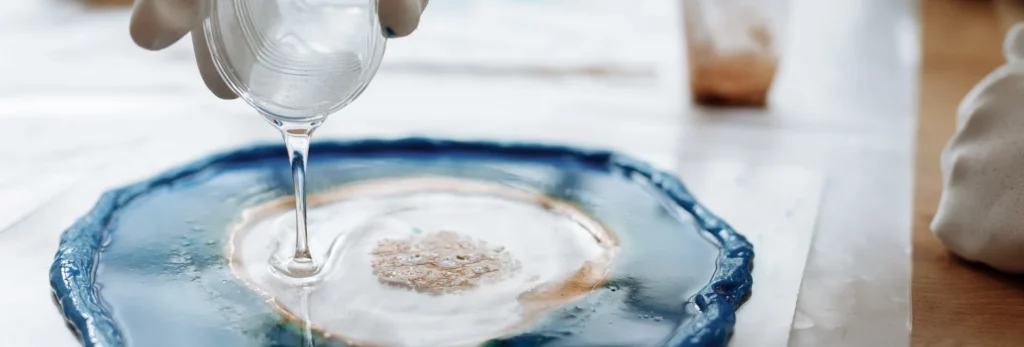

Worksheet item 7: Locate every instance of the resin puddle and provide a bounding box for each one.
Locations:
[228,176,619,346]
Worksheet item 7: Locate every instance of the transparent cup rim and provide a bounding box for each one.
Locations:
[202,0,388,124]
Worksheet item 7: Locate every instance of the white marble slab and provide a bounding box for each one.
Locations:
[0,114,823,347]
[675,161,823,347]
[0,0,915,345]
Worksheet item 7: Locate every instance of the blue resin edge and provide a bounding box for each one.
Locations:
[49,137,754,347]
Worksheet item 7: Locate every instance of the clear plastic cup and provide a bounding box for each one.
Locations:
[204,0,387,125]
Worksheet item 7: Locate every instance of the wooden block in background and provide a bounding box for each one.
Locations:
[913,0,1024,346]
[995,0,1024,32]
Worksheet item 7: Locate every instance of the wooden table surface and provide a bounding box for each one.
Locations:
[913,0,1024,345]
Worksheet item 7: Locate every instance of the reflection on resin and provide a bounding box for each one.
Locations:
[229,176,619,346]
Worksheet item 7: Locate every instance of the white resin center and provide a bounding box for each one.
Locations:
[229,176,617,347]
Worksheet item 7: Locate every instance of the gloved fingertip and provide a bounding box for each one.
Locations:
[130,25,177,51]
[381,20,419,38]
[199,66,238,100]
[210,85,239,100]
[379,0,424,38]
[192,27,239,100]
[130,16,166,50]
[129,0,190,50]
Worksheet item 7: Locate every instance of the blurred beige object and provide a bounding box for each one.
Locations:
[681,0,787,107]
[932,22,1024,273]
[81,0,133,6]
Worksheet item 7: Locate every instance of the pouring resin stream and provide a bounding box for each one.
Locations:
[204,0,387,279]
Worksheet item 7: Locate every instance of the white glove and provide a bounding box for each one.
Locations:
[932,22,1024,273]
[129,0,428,99]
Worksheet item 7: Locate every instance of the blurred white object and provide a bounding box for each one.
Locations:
[129,0,427,100]
[933,23,1024,273]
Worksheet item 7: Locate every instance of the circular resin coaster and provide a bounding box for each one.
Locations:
[50,138,753,347]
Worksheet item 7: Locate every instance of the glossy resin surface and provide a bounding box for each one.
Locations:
[50,138,753,347]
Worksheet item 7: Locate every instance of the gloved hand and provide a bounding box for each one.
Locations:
[932,22,1024,273]
[129,0,428,99]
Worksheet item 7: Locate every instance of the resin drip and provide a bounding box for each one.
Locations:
[228,176,619,346]
[269,122,322,279]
